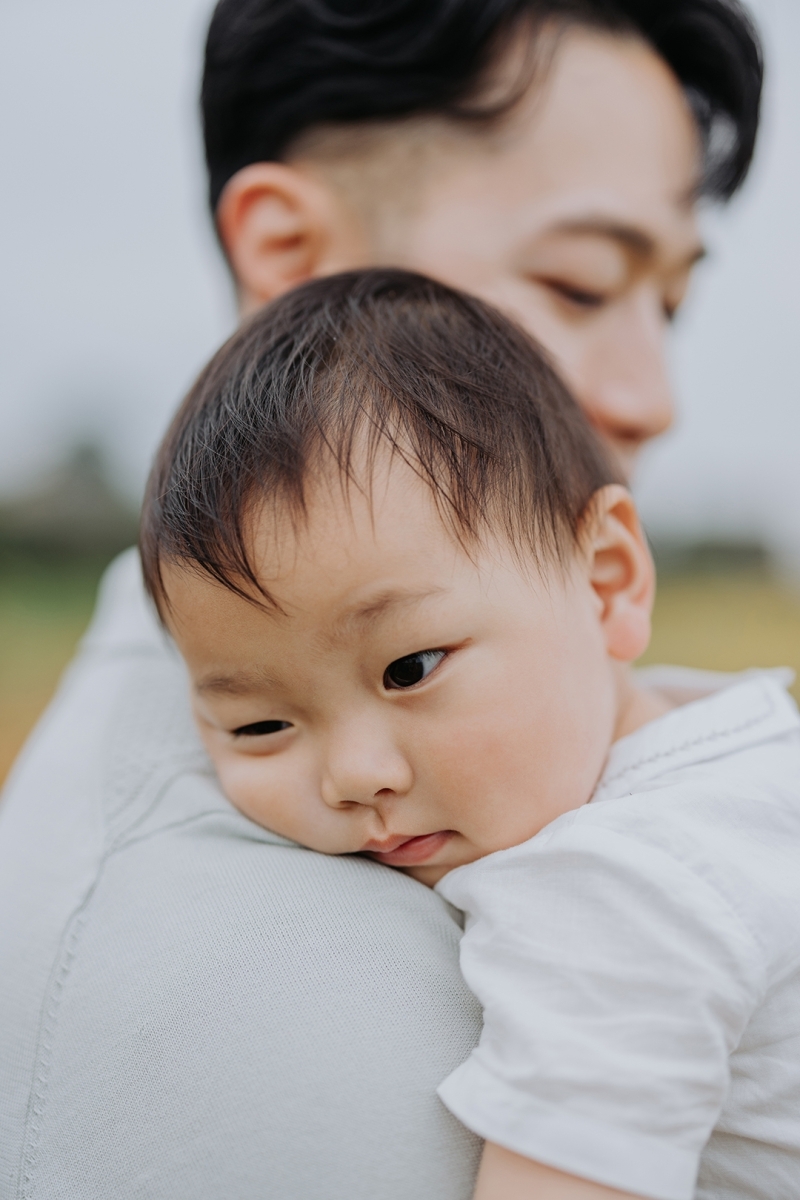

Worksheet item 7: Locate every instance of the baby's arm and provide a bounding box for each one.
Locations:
[474,1144,643,1200]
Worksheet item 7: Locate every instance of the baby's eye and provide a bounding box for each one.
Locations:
[383,650,446,690]
[232,720,292,737]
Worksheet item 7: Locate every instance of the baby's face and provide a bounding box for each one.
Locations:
[164,456,623,885]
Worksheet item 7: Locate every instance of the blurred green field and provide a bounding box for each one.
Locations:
[0,556,111,786]
[643,571,800,693]
[2,557,800,787]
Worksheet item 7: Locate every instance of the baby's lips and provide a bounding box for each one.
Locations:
[361,833,418,854]
[364,830,454,866]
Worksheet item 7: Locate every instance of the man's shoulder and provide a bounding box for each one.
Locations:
[0,551,481,1199]
[3,774,481,1198]
[80,546,168,654]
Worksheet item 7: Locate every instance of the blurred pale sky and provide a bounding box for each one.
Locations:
[0,0,798,559]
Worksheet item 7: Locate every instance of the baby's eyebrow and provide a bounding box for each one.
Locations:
[335,586,448,633]
[195,589,449,692]
[196,667,280,697]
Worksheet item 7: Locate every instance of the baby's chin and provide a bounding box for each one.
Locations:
[401,838,484,888]
[402,862,455,888]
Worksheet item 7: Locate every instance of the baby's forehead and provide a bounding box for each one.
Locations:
[141,270,619,625]
[246,452,485,585]
[245,444,542,585]
[166,462,551,642]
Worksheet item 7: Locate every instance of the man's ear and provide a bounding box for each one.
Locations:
[215,162,368,314]
[583,484,655,663]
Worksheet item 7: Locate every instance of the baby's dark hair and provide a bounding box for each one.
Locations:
[140,269,619,614]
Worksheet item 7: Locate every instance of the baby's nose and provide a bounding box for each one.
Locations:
[320,726,413,810]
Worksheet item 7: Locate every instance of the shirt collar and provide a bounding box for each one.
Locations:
[593,669,800,806]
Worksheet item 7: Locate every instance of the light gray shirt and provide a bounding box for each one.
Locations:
[0,551,482,1200]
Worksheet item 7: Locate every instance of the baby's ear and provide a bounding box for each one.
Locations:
[582,485,655,662]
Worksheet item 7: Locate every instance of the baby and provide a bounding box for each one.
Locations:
[141,270,800,1200]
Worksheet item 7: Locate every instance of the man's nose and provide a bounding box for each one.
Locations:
[319,718,413,811]
[577,294,674,473]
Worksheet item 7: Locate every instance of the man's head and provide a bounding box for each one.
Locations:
[141,270,657,884]
[202,0,762,471]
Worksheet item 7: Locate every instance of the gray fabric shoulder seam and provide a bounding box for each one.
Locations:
[14,764,215,1199]
[16,865,107,1198]
[105,805,278,858]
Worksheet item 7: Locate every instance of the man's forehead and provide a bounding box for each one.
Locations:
[503,34,703,249]
[294,26,700,225]
[324,75,698,293]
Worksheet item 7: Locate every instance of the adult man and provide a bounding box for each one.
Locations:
[0,2,761,1197]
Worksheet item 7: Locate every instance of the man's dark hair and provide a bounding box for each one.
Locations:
[202,0,762,212]
[140,269,618,613]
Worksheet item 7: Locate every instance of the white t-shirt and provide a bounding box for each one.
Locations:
[436,671,800,1200]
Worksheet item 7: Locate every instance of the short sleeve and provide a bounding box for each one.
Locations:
[436,816,765,1200]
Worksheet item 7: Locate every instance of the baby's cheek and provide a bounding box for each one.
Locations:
[424,713,549,849]
[213,751,356,854]
[214,753,279,828]
[426,718,508,806]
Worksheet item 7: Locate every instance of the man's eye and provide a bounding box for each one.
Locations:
[663,298,682,324]
[547,280,606,309]
[383,650,445,690]
[232,720,292,737]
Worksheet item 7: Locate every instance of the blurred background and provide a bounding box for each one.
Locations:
[1,0,799,783]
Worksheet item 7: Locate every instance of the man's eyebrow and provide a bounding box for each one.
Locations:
[548,217,707,266]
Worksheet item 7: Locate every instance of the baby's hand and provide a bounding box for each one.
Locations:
[474,1144,644,1200]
